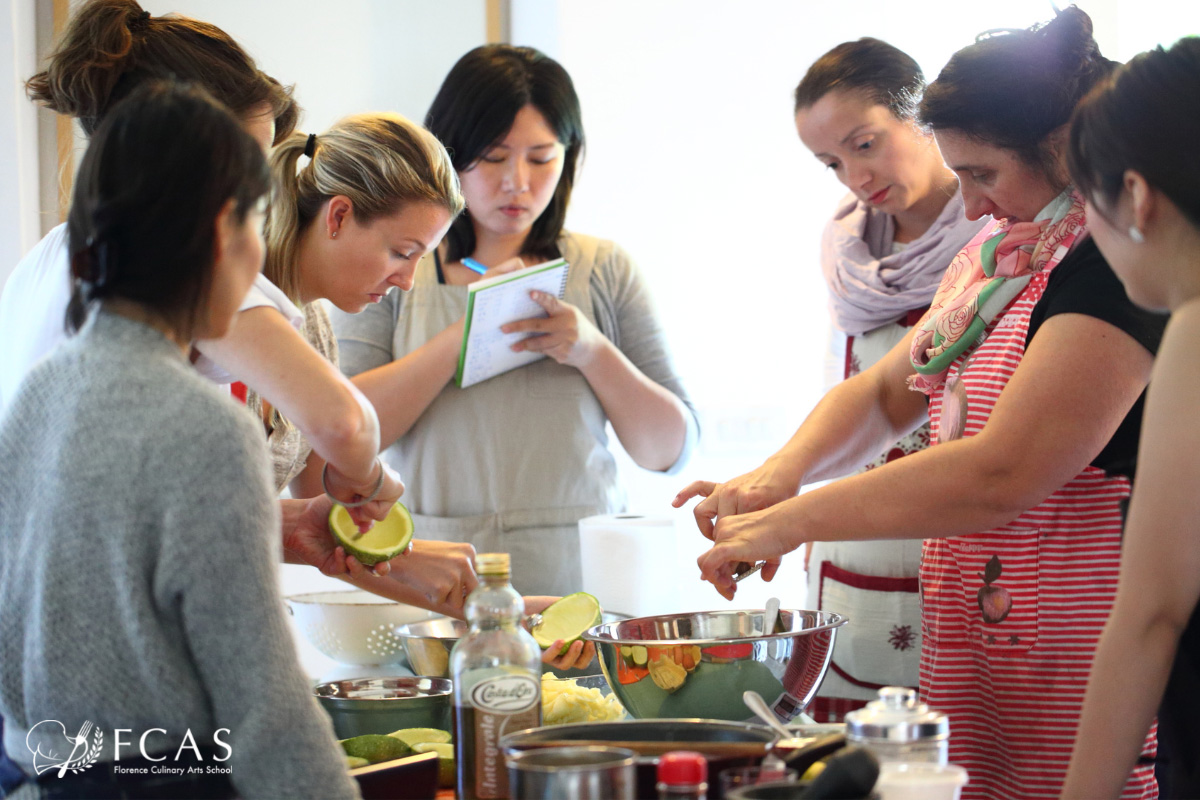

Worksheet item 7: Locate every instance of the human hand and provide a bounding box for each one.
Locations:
[281,495,393,577]
[672,459,802,540]
[386,539,479,614]
[501,292,606,369]
[523,595,597,670]
[324,460,405,532]
[696,508,791,601]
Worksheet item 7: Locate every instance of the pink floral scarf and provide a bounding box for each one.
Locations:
[907,190,1087,394]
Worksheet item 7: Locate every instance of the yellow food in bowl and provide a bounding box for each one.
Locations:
[541,674,626,725]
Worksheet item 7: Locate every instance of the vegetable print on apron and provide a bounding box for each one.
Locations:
[921,253,1157,799]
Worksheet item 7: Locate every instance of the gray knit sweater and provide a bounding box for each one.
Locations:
[0,311,359,799]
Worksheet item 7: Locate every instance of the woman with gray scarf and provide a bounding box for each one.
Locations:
[774,39,984,721]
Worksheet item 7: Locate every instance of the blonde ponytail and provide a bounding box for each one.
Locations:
[265,113,464,302]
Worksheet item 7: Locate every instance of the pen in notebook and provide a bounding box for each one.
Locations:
[461,257,488,275]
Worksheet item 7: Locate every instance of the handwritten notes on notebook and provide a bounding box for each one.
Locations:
[454,258,570,388]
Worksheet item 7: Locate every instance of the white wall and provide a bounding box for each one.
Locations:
[0,0,40,290]
[137,0,486,136]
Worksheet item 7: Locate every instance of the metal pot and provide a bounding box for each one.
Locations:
[501,718,774,799]
[506,746,636,800]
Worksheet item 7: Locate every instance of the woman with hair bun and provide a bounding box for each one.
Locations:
[1061,36,1200,800]
[679,8,1165,797]
[788,37,986,721]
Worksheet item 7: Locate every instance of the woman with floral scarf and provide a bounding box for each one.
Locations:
[677,8,1166,799]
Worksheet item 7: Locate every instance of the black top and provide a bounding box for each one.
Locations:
[1158,603,1200,798]
[1025,237,1169,480]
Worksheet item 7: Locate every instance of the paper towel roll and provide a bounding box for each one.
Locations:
[578,514,678,618]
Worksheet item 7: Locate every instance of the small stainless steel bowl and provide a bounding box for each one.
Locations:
[314,676,451,739]
[582,609,846,723]
[397,611,631,679]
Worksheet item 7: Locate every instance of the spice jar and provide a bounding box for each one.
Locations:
[844,686,949,765]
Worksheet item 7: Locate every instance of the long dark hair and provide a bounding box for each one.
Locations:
[425,45,585,263]
[794,38,924,120]
[920,6,1116,180]
[66,81,269,336]
[1069,37,1200,229]
[27,0,297,142]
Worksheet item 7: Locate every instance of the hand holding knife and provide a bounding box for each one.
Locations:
[733,560,765,582]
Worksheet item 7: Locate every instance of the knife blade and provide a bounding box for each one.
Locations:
[732,561,764,582]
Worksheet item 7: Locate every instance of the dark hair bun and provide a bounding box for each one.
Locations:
[920,4,1115,177]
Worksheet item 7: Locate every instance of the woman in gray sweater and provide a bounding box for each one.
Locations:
[0,83,358,799]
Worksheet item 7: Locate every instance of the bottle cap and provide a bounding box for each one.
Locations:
[656,751,707,786]
[844,686,949,743]
[475,552,510,578]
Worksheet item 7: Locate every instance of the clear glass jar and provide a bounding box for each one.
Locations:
[843,686,949,765]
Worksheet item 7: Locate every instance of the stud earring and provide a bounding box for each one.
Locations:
[331,231,338,239]
[1129,226,1144,244]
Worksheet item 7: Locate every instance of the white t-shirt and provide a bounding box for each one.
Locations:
[192,277,303,384]
[0,222,301,412]
[0,224,72,414]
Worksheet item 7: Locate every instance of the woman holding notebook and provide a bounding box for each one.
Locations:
[332,45,699,598]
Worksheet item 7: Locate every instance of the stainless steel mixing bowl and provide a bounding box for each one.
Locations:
[581,609,846,723]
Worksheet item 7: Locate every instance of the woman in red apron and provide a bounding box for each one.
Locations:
[680,9,1164,798]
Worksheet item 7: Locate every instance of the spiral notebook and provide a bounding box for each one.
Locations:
[455,258,570,388]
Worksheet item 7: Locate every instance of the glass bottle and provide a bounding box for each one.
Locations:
[451,553,542,800]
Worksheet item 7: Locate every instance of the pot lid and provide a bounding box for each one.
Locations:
[844,687,948,743]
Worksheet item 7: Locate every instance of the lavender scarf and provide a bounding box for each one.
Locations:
[821,189,988,335]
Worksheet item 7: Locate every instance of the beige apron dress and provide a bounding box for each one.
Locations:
[383,240,621,596]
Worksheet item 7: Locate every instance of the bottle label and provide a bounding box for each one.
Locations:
[464,674,541,799]
[469,674,539,714]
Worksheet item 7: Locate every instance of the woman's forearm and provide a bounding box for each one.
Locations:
[580,340,689,471]
[350,320,464,447]
[199,307,382,486]
[773,362,927,487]
[760,314,1156,550]
[1060,606,1180,799]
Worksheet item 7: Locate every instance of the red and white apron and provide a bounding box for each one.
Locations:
[921,264,1157,799]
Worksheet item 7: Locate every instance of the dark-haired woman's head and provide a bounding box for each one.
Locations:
[67,81,270,342]
[1068,37,1200,311]
[794,39,954,230]
[921,6,1116,222]
[425,45,584,262]
[795,38,924,120]
[27,0,297,145]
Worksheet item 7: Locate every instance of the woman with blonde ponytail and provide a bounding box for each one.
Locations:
[256,115,593,665]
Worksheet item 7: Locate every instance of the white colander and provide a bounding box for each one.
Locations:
[285,589,437,667]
